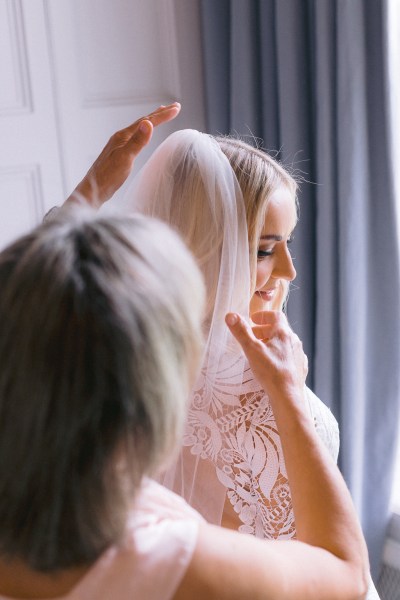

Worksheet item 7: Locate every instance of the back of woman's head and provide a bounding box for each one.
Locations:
[0,208,204,572]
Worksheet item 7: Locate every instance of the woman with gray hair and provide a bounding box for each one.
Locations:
[0,208,367,598]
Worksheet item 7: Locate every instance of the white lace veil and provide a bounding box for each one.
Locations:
[104,130,252,523]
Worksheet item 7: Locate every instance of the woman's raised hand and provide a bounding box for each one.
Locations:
[225,310,308,402]
[65,102,181,208]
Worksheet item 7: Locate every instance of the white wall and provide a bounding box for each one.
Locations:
[0,0,206,249]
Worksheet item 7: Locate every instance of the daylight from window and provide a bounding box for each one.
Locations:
[389,0,400,512]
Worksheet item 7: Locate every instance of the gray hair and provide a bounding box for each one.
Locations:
[0,208,204,572]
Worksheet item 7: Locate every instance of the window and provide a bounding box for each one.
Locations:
[388,0,400,512]
[392,443,400,512]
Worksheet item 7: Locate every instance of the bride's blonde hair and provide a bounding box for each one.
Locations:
[216,137,298,310]
[112,130,297,321]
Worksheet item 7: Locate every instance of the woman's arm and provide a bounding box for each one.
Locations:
[175,312,369,600]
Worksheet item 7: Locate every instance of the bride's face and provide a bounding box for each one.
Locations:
[249,187,297,315]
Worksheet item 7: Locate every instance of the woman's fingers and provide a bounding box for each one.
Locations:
[110,102,181,149]
[67,103,181,208]
[226,311,308,396]
[146,102,181,126]
[226,313,277,394]
[117,102,181,138]
[227,311,291,346]
[251,310,288,340]
[251,310,283,325]
[112,102,181,165]
[225,313,258,351]
[252,324,273,340]
[123,119,154,158]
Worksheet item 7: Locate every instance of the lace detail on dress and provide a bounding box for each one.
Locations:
[305,386,340,463]
[183,356,340,540]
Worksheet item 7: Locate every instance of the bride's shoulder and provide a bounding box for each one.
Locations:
[305,386,340,461]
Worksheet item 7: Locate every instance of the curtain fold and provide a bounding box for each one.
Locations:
[200,0,400,579]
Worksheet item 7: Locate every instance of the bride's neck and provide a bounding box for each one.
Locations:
[0,556,89,599]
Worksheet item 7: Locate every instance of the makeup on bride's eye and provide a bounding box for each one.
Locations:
[257,231,294,260]
[257,248,274,259]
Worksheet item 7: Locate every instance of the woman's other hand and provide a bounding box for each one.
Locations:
[65,102,181,208]
[225,311,308,400]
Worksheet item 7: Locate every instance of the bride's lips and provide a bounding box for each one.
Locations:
[256,288,277,302]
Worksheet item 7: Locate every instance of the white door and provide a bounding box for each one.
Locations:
[0,0,205,249]
[0,0,64,249]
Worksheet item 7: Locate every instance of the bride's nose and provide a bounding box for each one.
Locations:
[273,244,296,281]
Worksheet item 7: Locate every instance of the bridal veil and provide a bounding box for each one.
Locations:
[104,130,252,525]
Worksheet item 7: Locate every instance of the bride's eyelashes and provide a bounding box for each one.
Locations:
[257,249,273,259]
[257,235,295,260]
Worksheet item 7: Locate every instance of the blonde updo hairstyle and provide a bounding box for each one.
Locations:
[216,137,298,310]
[121,130,298,324]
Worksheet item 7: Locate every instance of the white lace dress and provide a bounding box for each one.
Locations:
[173,357,339,539]
[165,356,378,599]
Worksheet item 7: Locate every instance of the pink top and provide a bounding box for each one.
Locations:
[0,480,203,600]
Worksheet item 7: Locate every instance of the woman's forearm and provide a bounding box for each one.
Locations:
[272,389,367,562]
[225,313,369,585]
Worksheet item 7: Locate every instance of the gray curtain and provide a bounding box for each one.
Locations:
[201,0,400,579]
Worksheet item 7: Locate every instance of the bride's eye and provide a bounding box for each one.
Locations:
[257,249,273,260]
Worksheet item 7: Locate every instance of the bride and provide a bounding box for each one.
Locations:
[104,127,340,538]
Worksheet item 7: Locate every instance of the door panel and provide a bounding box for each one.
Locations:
[0,0,205,248]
